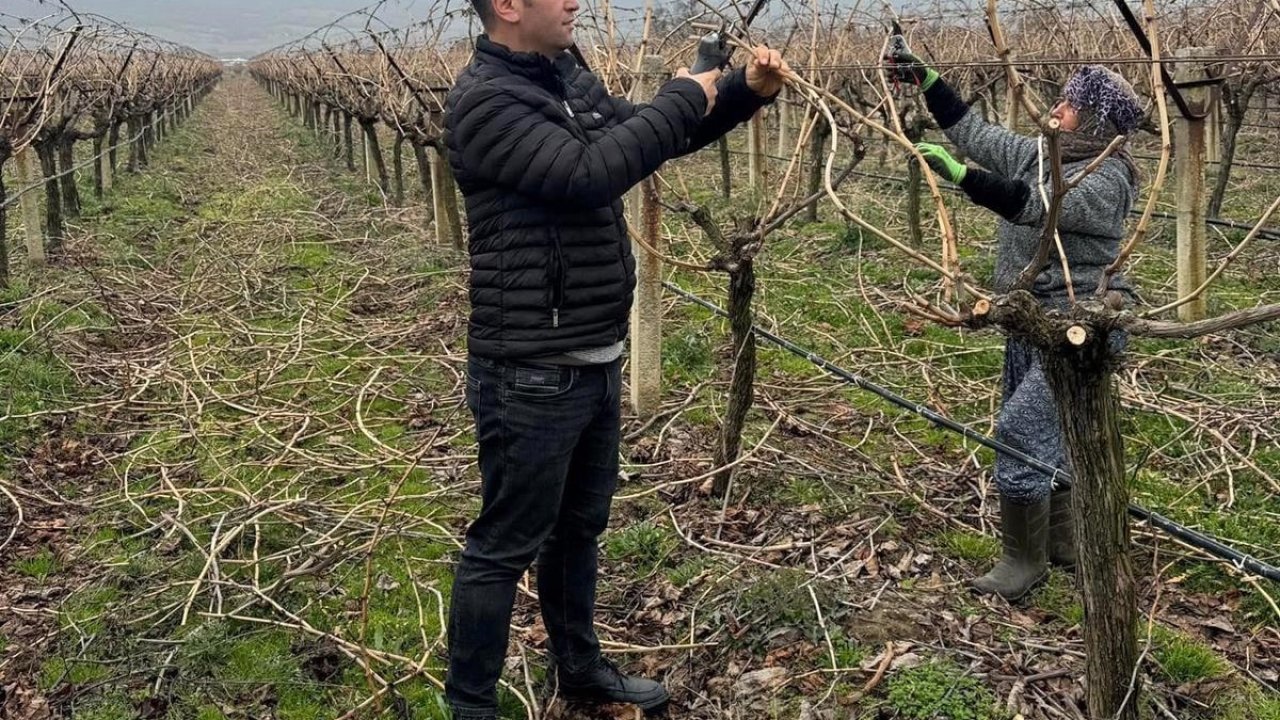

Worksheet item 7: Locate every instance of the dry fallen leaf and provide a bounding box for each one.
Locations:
[733,667,789,698]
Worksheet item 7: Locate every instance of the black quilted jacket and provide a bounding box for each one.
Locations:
[446,36,768,359]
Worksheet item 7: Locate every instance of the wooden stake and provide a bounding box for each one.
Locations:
[0,167,10,287]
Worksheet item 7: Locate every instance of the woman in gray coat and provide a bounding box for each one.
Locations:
[887,39,1144,600]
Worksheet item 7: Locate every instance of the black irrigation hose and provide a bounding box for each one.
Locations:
[662,280,1280,583]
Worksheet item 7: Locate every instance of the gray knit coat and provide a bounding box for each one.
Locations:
[943,111,1136,299]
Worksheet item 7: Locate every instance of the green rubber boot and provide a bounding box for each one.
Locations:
[1048,488,1077,568]
[972,496,1050,601]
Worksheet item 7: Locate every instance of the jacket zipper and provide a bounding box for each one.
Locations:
[551,77,569,330]
[550,229,566,328]
[556,72,575,118]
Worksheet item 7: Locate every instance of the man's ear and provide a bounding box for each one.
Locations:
[491,0,522,25]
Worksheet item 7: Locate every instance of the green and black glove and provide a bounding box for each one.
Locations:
[885,35,939,90]
[915,143,1033,220]
[915,142,966,184]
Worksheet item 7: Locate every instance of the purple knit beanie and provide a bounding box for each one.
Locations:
[1062,65,1144,135]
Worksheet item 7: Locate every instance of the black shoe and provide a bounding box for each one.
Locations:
[553,656,670,715]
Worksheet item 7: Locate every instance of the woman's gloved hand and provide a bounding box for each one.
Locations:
[915,142,967,183]
[885,35,939,90]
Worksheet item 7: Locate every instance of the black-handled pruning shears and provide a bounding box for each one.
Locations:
[690,0,771,74]
[887,18,906,92]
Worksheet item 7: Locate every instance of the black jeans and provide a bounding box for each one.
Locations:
[446,354,622,717]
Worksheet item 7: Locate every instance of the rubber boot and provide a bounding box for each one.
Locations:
[972,495,1049,601]
[1048,488,1077,568]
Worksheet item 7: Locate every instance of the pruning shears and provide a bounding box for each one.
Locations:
[887,18,906,93]
[690,0,771,74]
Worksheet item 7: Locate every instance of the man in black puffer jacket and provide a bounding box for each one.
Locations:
[443,0,789,715]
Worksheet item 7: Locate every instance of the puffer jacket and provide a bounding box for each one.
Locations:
[446,36,768,359]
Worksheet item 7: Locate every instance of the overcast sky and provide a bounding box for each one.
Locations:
[61,0,444,58]
[49,0,951,60]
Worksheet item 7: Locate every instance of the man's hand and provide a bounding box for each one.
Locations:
[745,46,789,98]
[915,142,967,183]
[885,35,939,90]
[676,67,721,116]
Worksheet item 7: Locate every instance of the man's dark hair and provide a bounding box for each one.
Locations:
[471,0,495,28]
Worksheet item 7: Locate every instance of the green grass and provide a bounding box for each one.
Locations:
[15,548,58,583]
[0,308,77,446]
[1151,627,1229,684]
[40,656,111,689]
[731,568,835,649]
[61,587,120,636]
[605,520,679,576]
[663,321,716,385]
[63,694,134,720]
[775,476,840,507]
[885,659,1006,720]
[665,554,718,588]
[935,529,1001,563]
[1029,570,1083,625]
[828,626,869,669]
[1210,685,1280,720]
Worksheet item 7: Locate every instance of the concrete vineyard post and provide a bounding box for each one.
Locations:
[1174,48,1213,322]
[15,148,45,266]
[628,56,665,418]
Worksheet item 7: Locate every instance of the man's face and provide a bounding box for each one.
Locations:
[516,0,579,57]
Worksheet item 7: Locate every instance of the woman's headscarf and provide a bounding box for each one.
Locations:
[1057,65,1145,187]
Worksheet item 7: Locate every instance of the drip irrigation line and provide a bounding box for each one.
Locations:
[1130,153,1280,172]
[1143,210,1280,240]
[661,279,1280,583]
